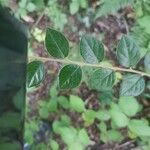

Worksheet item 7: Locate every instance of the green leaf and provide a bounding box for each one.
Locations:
[70,95,85,113]
[110,104,129,128]
[107,130,123,142]
[60,115,71,126]
[78,129,90,146]
[120,74,145,96]
[59,127,77,145]
[80,36,104,64]
[128,120,150,137]
[50,140,59,150]
[82,109,96,125]
[27,61,45,88]
[96,110,110,121]
[118,97,140,117]
[117,35,140,67]
[99,92,112,105]
[144,52,150,74]
[59,64,82,89]
[45,28,69,58]
[90,68,116,91]
[98,122,107,132]
[58,96,70,109]
[48,99,58,112]
[39,107,49,119]
[70,0,79,15]
[137,16,150,34]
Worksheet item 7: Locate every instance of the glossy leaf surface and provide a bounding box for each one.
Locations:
[59,64,82,89]
[45,28,69,58]
[27,61,45,88]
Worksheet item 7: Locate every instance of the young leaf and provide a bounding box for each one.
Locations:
[59,64,82,89]
[90,68,116,91]
[45,28,69,58]
[27,61,45,88]
[82,109,96,125]
[117,35,140,68]
[96,110,110,121]
[118,97,140,117]
[58,96,70,109]
[107,130,123,142]
[70,95,85,113]
[110,109,129,128]
[120,74,145,96]
[128,120,150,137]
[80,36,104,64]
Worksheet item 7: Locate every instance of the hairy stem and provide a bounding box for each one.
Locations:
[29,56,150,78]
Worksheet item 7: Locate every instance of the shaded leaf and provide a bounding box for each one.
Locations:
[80,36,104,64]
[45,28,69,58]
[144,52,150,74]
[59,64,82,89]
[90,68,115,91]
[27,61,45,88]
[117,35,140,67]
[120,74,145,96]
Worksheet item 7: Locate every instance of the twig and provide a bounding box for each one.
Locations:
[123,17,129,34]
[29,56,150,78]
[117,140,135,149]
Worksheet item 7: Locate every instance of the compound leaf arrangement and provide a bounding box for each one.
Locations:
[27,28,150,97]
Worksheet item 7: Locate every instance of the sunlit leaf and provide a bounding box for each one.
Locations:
[128,120,150,137]
[110,103,129,128]
[70,95,85,113]
[118,97,140,117]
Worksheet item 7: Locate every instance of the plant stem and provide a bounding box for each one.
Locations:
[29,56,150,78]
